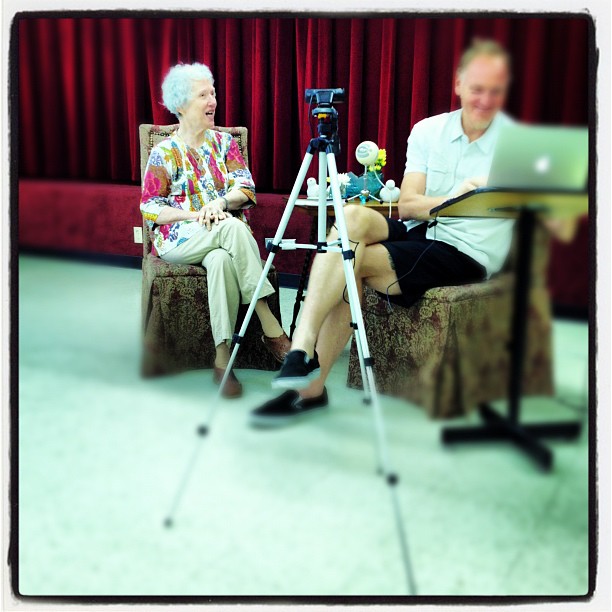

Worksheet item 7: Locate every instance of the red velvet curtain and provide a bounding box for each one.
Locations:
[18,16,591,191]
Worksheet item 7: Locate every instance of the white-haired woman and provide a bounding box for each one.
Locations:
[140,62,290,398]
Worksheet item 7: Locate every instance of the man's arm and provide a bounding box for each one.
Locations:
[397,173,447,221]
[398,173,488,221]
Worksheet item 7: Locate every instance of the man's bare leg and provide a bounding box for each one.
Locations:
[290,205,392,357]
[298,241,403,399]
[251,232,403,424]
[299,296,355,399]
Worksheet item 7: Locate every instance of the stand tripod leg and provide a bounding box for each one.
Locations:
[163,433,205,528]
[327,152,417,595]
[289,223,315,340]
[317,153,328,248]
[352,325,372,406]
[163,138,418,595]
[289,154,330,339]
[163,151,316,527]
[351,322,379,476]
[214,150,317,400]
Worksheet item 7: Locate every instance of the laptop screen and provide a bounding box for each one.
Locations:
[487,124,588,191]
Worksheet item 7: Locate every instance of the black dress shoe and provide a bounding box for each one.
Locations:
[249,388,329,428]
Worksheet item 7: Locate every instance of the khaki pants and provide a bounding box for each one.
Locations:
[161,217,275,347]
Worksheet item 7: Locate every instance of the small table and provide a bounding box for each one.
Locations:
[430,187,588,470]
[288,199,398,340]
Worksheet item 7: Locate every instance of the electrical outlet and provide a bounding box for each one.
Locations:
[133,227,143,244]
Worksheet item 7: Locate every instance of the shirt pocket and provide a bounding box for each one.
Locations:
[426,152,450,195]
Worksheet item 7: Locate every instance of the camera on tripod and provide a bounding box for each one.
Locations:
[304,88,345,106]
[305,88,345,151]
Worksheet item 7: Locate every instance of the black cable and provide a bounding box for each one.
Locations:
[331,212,441,314]
[383,211,440,312]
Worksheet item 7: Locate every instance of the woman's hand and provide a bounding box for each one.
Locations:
[196,199,229,230]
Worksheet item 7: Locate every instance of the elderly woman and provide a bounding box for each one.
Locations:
[140,62,290,398]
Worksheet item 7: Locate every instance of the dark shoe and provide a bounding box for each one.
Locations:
[213,366,243,399]
[261,332,291,363]
[249,388,329,428]
[272,350,321,390]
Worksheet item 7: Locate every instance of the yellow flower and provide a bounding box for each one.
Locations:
[368,149,386,173]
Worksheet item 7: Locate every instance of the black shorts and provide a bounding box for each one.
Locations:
[380,218,486,308]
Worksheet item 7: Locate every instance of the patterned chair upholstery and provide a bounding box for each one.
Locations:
[346,224,554,419]
[139,123,281,377]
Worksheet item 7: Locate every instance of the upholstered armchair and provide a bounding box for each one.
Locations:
[346,224,554,419]
[138,123,281,377]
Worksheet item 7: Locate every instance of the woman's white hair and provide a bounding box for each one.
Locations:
[162,63,214,118]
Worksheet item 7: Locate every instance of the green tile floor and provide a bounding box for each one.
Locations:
[16,254,590,597]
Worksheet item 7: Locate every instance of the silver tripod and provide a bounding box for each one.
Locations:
[164,101,417,595]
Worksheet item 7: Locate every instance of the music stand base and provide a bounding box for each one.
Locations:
[441,403,582,471]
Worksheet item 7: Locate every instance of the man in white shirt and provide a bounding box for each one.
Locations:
[250,40,514,427]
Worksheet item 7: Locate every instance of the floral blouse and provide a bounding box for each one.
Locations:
[140,130,256,256]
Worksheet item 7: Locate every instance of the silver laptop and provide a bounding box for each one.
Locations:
[487,124,588,191]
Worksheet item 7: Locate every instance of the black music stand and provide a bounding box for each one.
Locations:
[430,188,588,471]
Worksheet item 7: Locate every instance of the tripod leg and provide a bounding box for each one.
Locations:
[162,151,316,527]
[203,150,317,416]
[317,153,329,247]
[163,433,205,528]
[352,328,383,479]
[352,327,381,477]
[289,220,316,340]
[352,325,372,406]
[326,151,417,595]
[327,154,392,471]
[212,150,317,405]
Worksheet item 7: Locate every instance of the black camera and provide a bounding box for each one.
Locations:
[304,88,344,153]
[304,88,346,106]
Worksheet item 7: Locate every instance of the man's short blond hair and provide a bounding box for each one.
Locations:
[456,38,512,77]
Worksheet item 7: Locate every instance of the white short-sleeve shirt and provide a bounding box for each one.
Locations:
[404,109,515,277]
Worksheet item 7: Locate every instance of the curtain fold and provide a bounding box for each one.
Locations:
[18,16,591,191]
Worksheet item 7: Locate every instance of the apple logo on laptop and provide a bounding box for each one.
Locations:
[534,155,552,174]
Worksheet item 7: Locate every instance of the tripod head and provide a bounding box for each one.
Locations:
[305,88,345,155]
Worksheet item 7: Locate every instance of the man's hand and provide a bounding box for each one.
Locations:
[452,176,487,198]
[540,216,580,243]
